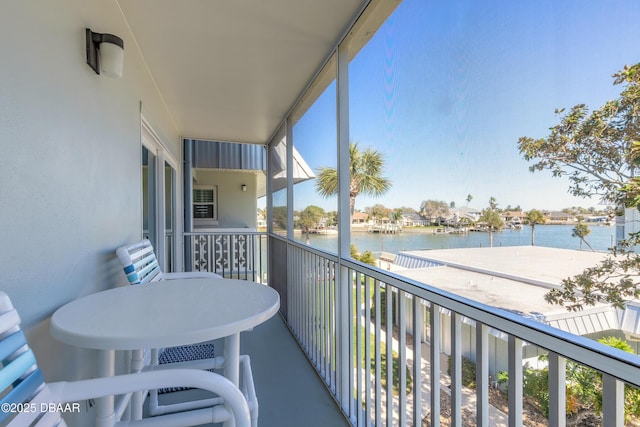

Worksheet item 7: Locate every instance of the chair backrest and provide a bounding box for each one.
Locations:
[116,239,164,285]
[0,291,58,426]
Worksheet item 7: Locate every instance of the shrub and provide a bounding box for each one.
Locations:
[371,346,413,395]
[447,355,477,389]
[565,335,640,421]
[523,364,550,417]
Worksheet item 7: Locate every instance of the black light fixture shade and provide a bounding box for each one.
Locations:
[86,28,124,77]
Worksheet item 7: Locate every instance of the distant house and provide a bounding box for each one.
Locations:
[503,211,527,222]
[449,206,482,223]
[544,211,577,223]
[351,211,369,226]
[401,212,429,227]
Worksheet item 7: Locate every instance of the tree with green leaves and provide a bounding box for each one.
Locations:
[350,244,376,266]
[526,209,546,246]
[296,205,325,233]
[572,222,594,251]
[315,142,391,220]
[420,199,450,225]
[479,209,504,247]
[565,336,640,421]
[488,196,499,211]
[518,64,640,206]
[518,63,640,310]
[367,203,392,221]
[272,205,287,231]
[479,197,504,247]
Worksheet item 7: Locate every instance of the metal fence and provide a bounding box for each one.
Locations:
[283,238,640,427]
[184,231,267,283]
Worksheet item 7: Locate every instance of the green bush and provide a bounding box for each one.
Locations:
[565,336,640,422]
[371,350,413,395]
[523,364,550,417]
[499,367,580,417]
[371,286,396,327]
[447,355,477,388]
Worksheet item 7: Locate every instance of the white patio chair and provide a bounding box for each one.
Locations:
[116,239,222,285]
[115,240,259,425]
[0,291,250,427]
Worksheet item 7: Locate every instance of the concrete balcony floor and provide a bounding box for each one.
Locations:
[151,314,350,427]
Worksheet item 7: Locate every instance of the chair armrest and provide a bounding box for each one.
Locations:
[47,369,250,427]
[163,272,222,280]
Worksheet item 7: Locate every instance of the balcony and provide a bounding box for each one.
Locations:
[175,230,640,427]
[4,2,640,427]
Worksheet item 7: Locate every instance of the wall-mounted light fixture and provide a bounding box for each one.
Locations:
[86,28,124,78]
[241,184,247,192]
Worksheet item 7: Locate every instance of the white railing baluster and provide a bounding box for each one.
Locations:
[399,290,407,426]
[413,299,424,426]
[293,246,298,331]
[385,284,393,426]
[330,261,336,393]
[508,335,523,427]
[374,279,382,426]
[339,265,351,415]
[318,258,329,382]
[312,252,318,368]
[602,373,624,427]
[364,274,372,426]
[428,302,439,427]
[451,312,462,427]
[287,246,294,333]
[548,351,566,427]
[476,322,489,426]
[304,250,310,353]
[292,247,297,338]
[355,271,363,426]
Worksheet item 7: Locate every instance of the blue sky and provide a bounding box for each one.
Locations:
[291,0,640,213]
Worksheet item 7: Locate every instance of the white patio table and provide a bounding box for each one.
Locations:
[50,277,280,427]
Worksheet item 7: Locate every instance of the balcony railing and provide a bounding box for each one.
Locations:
[183,231,640,426]
[184,231,267,283]
[280,238,640,427]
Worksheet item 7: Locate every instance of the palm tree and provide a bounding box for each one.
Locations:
[315,142,391,220]
[526,209,546,246]
[572,222,594,251]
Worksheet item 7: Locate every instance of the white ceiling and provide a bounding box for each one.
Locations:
[117,0,368,144]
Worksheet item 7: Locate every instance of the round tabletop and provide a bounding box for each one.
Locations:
[50,278,280,350]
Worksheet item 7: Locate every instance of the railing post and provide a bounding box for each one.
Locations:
[338,265,351,416]
[398,290,407,426]
[602,374,624,427]
[548,352,566,427]
[374,279,382,425]
[476,322,489,426]
[364,273,372,426]
[385,285,394,426]
[508,335,523,427]
[355,271,363,426]
[451,312,462,427]
[428,302,439,427]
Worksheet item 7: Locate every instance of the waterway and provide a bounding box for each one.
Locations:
[302,224,616,255]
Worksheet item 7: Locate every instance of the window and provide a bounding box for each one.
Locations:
[193,185,218,226]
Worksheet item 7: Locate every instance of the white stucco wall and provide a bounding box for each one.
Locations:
[0,1,180,424]
[194,170,258,229]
